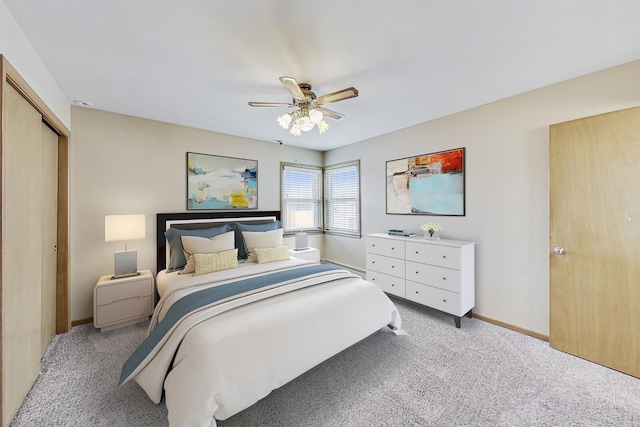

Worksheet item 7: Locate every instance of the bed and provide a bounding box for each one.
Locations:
[120,211,402,426]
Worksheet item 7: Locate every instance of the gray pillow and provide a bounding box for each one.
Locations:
[234,220,280,259]
[164,224,232,271]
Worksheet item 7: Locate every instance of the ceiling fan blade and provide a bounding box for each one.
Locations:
[248,102,292,107]
[316,107,344,121]
[279,76,307,103]
[315,87,359,105]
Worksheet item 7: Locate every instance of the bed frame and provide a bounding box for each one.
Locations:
[156,211,281,273]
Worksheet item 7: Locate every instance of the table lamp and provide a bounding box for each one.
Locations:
[105,214,145,279]
[290,210,312,250]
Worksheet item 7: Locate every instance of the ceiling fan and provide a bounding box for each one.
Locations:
[248,76,358,136]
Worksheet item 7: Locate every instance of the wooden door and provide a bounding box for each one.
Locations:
[549,106,640,378]
[1,56,69,427]
[2,83,44,424]
[41,122,58,353]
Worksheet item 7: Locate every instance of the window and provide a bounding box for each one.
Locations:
[324,161,360,236]
[281,165,322,233]
[281,161,360,237]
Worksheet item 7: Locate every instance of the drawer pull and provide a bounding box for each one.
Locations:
[415,271,419,274]
[391,284,395,287]
[372,244,376,247]
[415,291,419,294]
[415,251,419,254]
[443,299,447,303]
[442,255,447,259]
[442,277,447,281]
[372,261,375,264]
[391,265,395,268]
[391,247,395,250]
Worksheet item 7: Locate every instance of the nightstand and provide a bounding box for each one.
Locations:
[94,269,155,332]
[288,247,321,263]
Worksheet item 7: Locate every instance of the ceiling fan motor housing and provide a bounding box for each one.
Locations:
[297,83,316,104]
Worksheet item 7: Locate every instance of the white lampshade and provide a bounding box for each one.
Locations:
[105,214,146,243]
[277,113,292,129]
[289,210,314,229]
[295,116,314,132]
[317,119,330,134]
[290,125,302,136]
[309,108,323,124]
[105,214,145,279]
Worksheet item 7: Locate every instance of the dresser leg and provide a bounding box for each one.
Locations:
[465,309,473,319]
[454,316,461,328]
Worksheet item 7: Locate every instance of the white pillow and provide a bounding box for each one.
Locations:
[241,228,284,263]
[180,231,235,273]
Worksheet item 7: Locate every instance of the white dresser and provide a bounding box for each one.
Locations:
[366,233,475,328]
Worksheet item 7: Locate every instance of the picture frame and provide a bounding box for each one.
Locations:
[386,147,465,216]
[187,152,257,210]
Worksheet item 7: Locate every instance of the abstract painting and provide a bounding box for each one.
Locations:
[386,148,465,215]
[187,152,257,210]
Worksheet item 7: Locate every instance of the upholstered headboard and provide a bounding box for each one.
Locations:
[156,211,281,273]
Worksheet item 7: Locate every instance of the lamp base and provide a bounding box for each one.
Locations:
[111,271,141,280]
[113,250,138,279]
[295,232,309,250]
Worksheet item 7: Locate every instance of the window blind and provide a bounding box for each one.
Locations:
[324,161,360,236]
[281,165,322,232]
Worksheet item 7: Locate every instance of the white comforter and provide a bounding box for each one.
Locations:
[124,260,401,426]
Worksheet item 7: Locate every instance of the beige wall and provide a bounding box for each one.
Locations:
[71,60,640,331]
[0,2,70,128]
[70,107,323,321]
[324,59,640,336]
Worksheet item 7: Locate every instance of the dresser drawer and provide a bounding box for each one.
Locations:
[95,278,152,306]
[406,241,461,270]
[367,237,405,258]
[406,281,461,316]
[366,253,406,278]
[95,295,153,326]
[366,270,405,298]
[405,261,461,292]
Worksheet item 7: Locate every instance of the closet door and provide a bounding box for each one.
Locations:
[2,83,45,424]
[41,123,58,353]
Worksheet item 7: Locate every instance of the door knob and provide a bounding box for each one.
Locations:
[553,246,566,255]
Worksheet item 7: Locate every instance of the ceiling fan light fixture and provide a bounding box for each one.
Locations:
[317,119,330,134]
[296,116,314,132]
[309,108,323,124]
[250,76,358,136]
[277,113,292,129]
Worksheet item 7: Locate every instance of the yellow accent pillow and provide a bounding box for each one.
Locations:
[193,249,238,276]
[254,246,290,264]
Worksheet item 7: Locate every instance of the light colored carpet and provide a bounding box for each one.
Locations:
[11,298,640,426]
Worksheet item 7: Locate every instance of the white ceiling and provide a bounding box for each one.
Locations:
[4,1,640,151]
